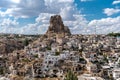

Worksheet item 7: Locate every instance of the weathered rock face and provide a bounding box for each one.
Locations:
[46,15,71,36]
[0,38,24,54]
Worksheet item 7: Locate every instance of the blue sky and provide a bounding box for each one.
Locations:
[75,0,120,20]
[0,0,120,34]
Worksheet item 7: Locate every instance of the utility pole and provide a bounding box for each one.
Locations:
[95,25,97,35]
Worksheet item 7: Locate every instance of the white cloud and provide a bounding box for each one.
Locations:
[0,11,6,17]
[0,0,47,18]
[19,13,53,34]
[112,0,120,5]
[88,16,120,34]
[57,0,74,3]
[0,0,76,34]
[4,8,29,18]
[80,0,93,2]
[35,13,54,23]
[0,0,75,19]
[3,14,120,34]
[18,12,88,34]
[60,6,76,21]
[0,0,87,34]
[0,18,19,34]
[0,0,14,8]
[0,18,19,26]
[0,0,120,34]
[103,8,120,16]
[64,14,88,34]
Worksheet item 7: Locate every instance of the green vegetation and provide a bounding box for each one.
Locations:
[23,38,29,46]
[55,52,60,56]
[107,32,120,37]
[22,58,30,62]
[47,46,51,50]
[118,60,120,67]
[79,49,83,53]
[0,68,4,75]
[34,54,39,58]
[79,57,85,62]
[64,70,78,80]
[103,54,109,63]
[109,74,114,80]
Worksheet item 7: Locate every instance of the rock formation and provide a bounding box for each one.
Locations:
[46,15,71,36]
[0,38,24,54]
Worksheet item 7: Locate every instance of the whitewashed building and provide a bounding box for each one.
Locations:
[113,68,120,80]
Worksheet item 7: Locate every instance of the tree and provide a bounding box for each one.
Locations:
[55,51,60,56]
[23,38,29,46]
[107,32,120,37]
[118,60,120,67]
[0,68,4,75]
[47,46,51,50]
[64,70,78,80]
